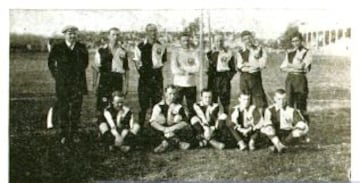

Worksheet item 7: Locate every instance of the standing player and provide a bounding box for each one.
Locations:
[171,32,200,118]
[190,89,227,150]
[48,25,88,144]
[236,30,268,115]
[206,34,236,114]
[280,32,312,122]
[98,91,140,152]
[133,23,167,127]
[94,27,129,115]
[149,85,191,153]
[227,93,264,151]
[261,89,309,152]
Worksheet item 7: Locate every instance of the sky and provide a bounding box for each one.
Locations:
[9,8,351,39]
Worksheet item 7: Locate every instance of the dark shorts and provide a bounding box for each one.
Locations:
[276,129,292,142]
[138,69,163,110]
[97,72,124,111]
[240,72,267,108]
[285,73,308,111]
[150,124,193,144]
[174,86,197,118]
[211,72,232,106]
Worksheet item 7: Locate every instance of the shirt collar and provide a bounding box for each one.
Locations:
[239,104,251,112]
[275,105,287,112]
[104,43,123,50]
[144,38,160,45]
[65,40,75,50]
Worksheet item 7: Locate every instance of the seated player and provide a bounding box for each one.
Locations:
[227,93,264,151]
[190,89,227,150]
[98,91,140,152]
[149,85,191,153]
[261,89,309,153]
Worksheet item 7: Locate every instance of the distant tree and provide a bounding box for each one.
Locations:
[184,17,200,37]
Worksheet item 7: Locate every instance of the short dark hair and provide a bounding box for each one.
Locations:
[291,32,303,41]
[201,88,212,96]
[145,23,157,32]
[274,88,286,95]
[112,90,125,99]
[240,30,252,38]
[108,27,120,34]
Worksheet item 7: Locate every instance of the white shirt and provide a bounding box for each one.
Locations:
[171,48,200,87]
[65,40,75,50]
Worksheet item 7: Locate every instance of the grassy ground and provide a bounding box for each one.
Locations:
[9,51,350,183]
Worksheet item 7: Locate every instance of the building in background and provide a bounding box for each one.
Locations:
[299,21,351,57]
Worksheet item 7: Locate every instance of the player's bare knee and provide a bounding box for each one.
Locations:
[261,126,275,137]
[292,121,309,137]
[218,113,227,121]
[190,116,201,125]
[99,123,109,134]
[131,123,140,135]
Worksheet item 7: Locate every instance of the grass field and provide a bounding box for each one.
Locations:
[9,50,350,183]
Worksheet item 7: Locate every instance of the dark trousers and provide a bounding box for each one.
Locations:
[151,124,193,146]
[210,72,232,114]
[285,73,308,112]
[192,119,226,142]
[226,121,259,143]
[101,126,137,147]
[96,72,124,112]
[56,86,83,139]
[138,70,163,126]
[174,86,197,118]
[240,72,268,108]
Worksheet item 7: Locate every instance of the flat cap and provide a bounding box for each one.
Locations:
[62,25,79,33]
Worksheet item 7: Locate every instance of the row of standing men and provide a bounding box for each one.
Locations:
[48,24,311,152]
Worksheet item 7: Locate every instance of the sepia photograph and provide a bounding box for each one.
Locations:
[8,3,352,182]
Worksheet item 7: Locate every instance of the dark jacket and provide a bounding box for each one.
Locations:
[48,41,89,95]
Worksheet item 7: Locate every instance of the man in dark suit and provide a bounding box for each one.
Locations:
[48,25,89,144]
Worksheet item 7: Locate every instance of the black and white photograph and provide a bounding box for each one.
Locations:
[5,1,354,182]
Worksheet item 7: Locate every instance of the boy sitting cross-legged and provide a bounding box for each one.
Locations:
[226,93,266,151]
[149,85,191,153]
[190,89,227,150]
[98,91,140,152]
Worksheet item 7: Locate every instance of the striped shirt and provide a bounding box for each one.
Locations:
[231,104,261,128]
[94,45,129,74]
[149,100,187,126]
[264,105,305,131]
[133,39,167,69]
[193,102,220,124]
[280,46,312,73]
[236,46,267,73]
[100,105,134,129]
